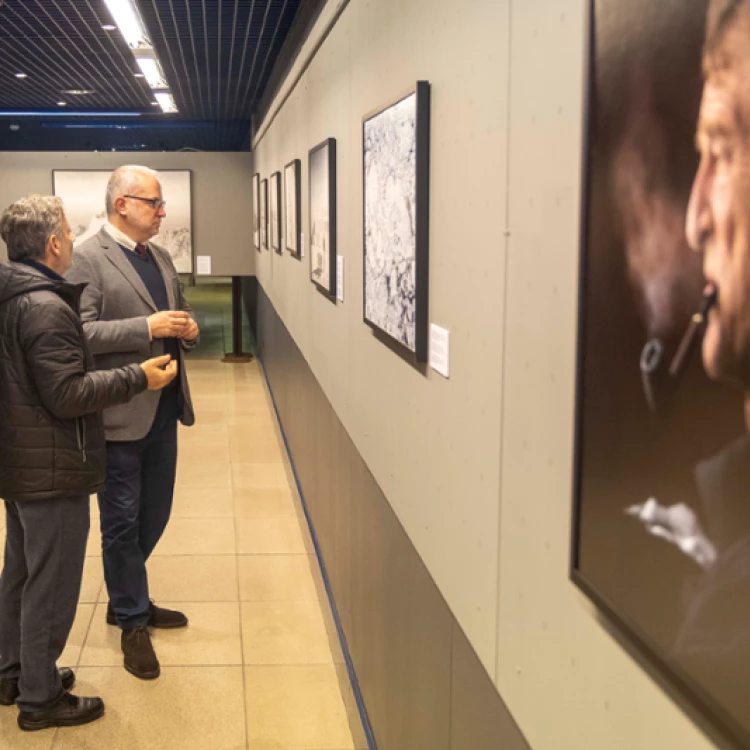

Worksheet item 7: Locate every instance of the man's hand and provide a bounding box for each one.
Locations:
[148,311,191,338]
[140,354,179,391]
[179,318,200,342]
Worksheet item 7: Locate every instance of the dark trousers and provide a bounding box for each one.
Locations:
[0,495,89,711]
[99,398,178,630]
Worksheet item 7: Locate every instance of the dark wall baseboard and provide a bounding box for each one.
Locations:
[255,282,531,750]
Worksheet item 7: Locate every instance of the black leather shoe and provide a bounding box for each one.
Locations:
[122,626,160,680]
[0,668,76,706]
[17,692,104,731]
[107,601,188,629]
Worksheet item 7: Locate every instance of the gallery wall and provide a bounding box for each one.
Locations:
[251,0,725,747]
[0,151,255,277]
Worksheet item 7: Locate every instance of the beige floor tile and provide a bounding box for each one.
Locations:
[233,488,296,518]
[49,667,246,750]
[155,518,236,556]
[178,440,232,466]
[232,463,288,490]
[80,557,104,603]
[175,460,232,489]
[89,495,99,520]
[230,436,285,464]
[238,555,318,602]
[60,603,95,668]
[171,486,235,518]
[236,517,308,554]
[241,601,334,665]
[178,424,228,446]
[245,665,354,750]
[85,530,102,558]
[0,711,55,750]
[80,602,242,667]
[142,555,239,602]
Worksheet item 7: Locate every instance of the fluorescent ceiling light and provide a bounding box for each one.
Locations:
[102,24,116,31]
[57,101,67,107]
[134,72,144,78]
[62,89,95,95]
[154,92,178,114]
[135,56,167,89]
[102,0,150,49]
[15,73,27,79]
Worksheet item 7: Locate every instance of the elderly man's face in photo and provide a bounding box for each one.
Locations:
[687,12,750,386]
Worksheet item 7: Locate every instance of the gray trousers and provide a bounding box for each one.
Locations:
[0,495,89,711]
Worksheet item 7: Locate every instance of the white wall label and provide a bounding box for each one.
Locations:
[196,255,211,275]
[429,324,450,378]
[336,256,344,302]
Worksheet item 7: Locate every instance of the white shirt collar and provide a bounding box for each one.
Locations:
[103,222,142,253]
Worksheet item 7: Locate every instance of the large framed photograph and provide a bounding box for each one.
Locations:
[362,81,430,362]
[52,169,193,274]
[253,172,261,252]
[309,138,337,298]
[270,171,282,254]
[260,178,268,251]
[284,159,301,257]
[572,0,750,745]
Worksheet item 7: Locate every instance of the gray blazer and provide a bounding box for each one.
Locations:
[65,227,196,441]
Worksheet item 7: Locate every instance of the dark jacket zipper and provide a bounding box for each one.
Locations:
[76,418,87,463]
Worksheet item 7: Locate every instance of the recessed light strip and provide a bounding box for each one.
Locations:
[102,0,178,114]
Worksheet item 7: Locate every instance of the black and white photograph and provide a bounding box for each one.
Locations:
[309,138,337,296]
[362,82,430,361]
[572,0,750,745]
[260,178,268,251]
[52,169,193,274]
[253,172,260,252]
[284,158,301,257]
[270,171,282,254]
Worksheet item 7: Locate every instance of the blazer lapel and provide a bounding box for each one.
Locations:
[97,228,158,312]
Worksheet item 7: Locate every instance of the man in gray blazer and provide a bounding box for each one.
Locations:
[66,165,199,680]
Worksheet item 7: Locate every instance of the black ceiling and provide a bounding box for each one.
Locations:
[0,0,306,151]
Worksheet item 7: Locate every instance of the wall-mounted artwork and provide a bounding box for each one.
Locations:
[253,172,260,252]
[270,171,282,254]
[52,169,194,274]
[362,82,430,362]
[284,159,301,258]
[572,0,750,746]
[309,138,337,297]
[260,178,268,251]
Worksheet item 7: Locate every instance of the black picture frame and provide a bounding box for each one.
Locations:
[269,171,282,255]
[570,1,750,747]
[308,137,337,299]
[260,178,268,251]
[284,158,302,258]
[253,172,260,252]
[362,81,430,362]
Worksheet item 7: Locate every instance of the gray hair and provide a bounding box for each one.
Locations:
[0,194,65,262]
[105,165,160,215]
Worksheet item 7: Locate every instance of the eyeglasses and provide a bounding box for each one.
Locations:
[123,195,167,211]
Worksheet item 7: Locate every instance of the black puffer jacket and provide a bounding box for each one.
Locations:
[0,261,148,501]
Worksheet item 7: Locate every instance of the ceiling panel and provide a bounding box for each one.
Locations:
[0,0,304,150]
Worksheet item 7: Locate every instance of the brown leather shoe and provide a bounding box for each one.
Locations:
[0,668,76,706]
[121,626,160,680]
[107,602,188,629]
[17,692,104,731]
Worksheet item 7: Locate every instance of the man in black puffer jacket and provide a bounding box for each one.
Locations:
[0,195,178,732]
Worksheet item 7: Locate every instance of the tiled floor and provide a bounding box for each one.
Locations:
[0,358,357,750]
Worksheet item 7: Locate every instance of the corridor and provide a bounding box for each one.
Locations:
[0,351,358,749]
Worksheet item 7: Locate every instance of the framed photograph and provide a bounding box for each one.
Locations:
[284,159,301,257]
[253,172,260,252]
[309,138,337,297]
[362,81,430,361]
[572,0,750,746]
[52,169,193,274]
[260,178,268,251]
[269,171,282,254]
